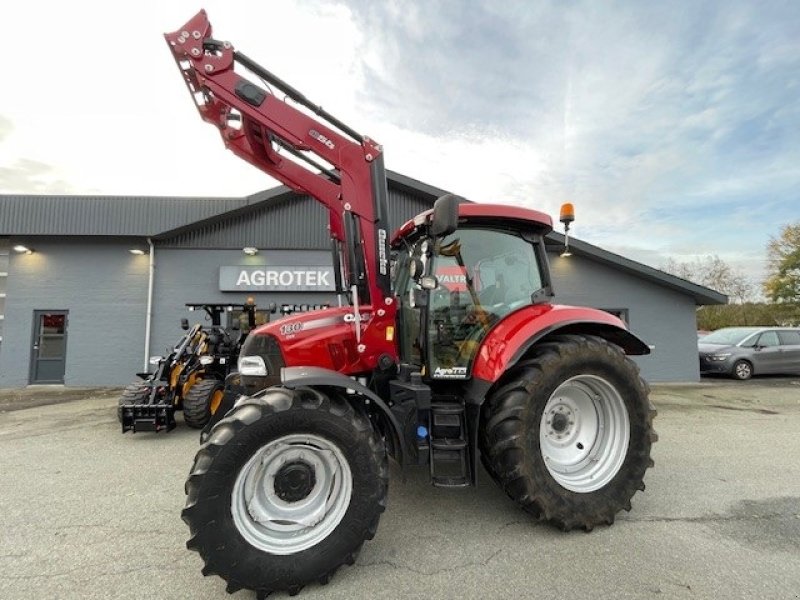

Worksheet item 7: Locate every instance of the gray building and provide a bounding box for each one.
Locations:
[0,171,725,387]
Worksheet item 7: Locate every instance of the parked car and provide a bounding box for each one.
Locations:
[698,326,800,380]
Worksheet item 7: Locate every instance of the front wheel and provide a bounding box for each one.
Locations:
[116,381,149,423]
[182,378,224,429]
[481,334,657,531]
[182,387,388,597]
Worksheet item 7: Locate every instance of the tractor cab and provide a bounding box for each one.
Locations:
[393,199,554,381]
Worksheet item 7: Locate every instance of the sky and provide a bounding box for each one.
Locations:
[1,0,798,290]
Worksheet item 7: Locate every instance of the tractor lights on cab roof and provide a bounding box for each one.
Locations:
[242,247,259,256]
[559,203,575,226]
[13,245,33,254]
[559,202,575,258]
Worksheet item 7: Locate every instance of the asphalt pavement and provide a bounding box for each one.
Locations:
[1,378,799,599]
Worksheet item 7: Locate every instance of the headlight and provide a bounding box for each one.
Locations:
[149,355,163,365]
[199,356,214,365]
[709,353,731,361]
[238,355,267,376]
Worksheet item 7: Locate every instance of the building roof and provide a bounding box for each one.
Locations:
[544,232,728,306]
[0,170,448,238]
[0,172,725,305]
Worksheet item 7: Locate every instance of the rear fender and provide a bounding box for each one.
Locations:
[463,305,649,485]
[280,366,406,467]
[471,304,650,384]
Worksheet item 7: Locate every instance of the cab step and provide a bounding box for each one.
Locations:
[429,403,470,488]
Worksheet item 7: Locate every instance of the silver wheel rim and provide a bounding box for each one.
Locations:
[735,362,751,379]
[231,433,352,555]
[539,375,630,493]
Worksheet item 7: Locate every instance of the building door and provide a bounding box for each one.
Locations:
[30,310,69,384]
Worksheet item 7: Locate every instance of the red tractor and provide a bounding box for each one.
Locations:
[167,12,656,597]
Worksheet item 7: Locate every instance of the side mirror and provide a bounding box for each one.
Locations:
[430,194,461,237]
[180,318,189,330]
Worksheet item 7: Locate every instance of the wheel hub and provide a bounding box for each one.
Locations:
[274,461,316,502]
[231,434,353,555]
[551,412,569,433]
[539,375,630,493]
[546,405,575,440]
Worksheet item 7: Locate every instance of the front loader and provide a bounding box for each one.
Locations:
[166,11,657,597]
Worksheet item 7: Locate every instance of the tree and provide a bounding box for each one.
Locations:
[661,254,754,304]
[763,222,800,303]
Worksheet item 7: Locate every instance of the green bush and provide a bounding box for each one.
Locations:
[697,303,800,331]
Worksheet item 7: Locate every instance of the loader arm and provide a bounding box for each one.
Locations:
[165,11,397,370]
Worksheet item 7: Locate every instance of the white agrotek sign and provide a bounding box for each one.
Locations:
[219,266,335,291]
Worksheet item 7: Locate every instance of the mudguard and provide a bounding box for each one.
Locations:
[471,304,650,383]
[280,366,406,466]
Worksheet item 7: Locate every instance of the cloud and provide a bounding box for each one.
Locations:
[0,115,87,194]
[0,115,12,141]
[0,158,86,194]
[332,0,799,286]
[0,1,796,287]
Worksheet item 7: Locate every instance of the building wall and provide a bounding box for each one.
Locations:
[148,248,338,364]
[0,238,149,387]
[548,251,699,382]
[0,238,702,387]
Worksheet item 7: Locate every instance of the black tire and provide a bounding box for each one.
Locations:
[183,378,224,429]
[731,360,753,380]
[116,381,149,423]
[480,334,657,531]
[182,386,388,597]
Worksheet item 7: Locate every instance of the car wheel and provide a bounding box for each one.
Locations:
[732,360,753,380]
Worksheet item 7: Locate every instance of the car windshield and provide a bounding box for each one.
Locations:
[701,327,761,346]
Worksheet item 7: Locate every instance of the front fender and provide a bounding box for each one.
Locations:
[471,304,650,384]
[280,366,406,467]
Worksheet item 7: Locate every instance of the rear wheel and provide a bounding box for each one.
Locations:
[732,360,753,380]
[116,381,149,423]
[481,334,657,531]
[182,379,224,429]
[182,387,388,596]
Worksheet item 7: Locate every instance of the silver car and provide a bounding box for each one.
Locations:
[698,326,800,380]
